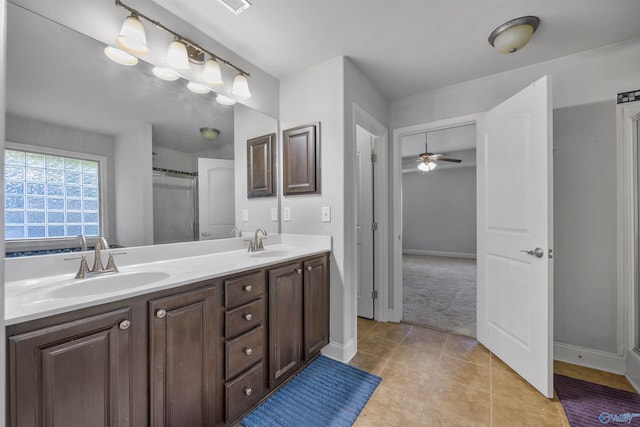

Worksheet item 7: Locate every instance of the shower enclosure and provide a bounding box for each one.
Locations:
[152,168,198,244]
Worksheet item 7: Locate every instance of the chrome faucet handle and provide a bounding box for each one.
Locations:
[257,236,267,250]
[75,255,90,279]
[231,226,242,237]
[105,251,126,272]
[244,239,255,252]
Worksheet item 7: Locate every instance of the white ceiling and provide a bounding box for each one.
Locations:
[402,124,476,158]
[152,0,640,100]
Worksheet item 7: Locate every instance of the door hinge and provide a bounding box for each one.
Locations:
[372,290,378,299]
[371,153,377,163]
[371,222,378,231]
[548,249,554,259]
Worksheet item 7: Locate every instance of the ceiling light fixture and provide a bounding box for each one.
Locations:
[152,66,180,81]
[418,161,437,172]
[187,81,211,94]
[216,94,237,106]
[217,0,252,15]
[104,46,138,66]
[488,16,540,54]
[108,0,252,98]
[200,127,221,140]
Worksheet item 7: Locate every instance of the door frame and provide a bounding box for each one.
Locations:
[391,113,479,321]
[352,103,389,322]
[617,101,640,385]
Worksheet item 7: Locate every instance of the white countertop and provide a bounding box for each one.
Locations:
[5,234,331,325]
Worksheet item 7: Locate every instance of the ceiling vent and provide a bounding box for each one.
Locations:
[217,0,251,15]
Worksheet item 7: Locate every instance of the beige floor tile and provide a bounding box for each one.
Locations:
[436,356,491,393]
[378,359,437,397]
[388,346,441,373]
[349,351,391,376]
[425,376,491,425]
[554,360,636,392]
[365,321,412,344]
[443,334,490,366]
[358,316,378,334]
[358,334,401,359]
[492,369,560,414]
[492,391,565,427]
[399,327,447,356]
[354,385,424,427]
[419,403,488,426]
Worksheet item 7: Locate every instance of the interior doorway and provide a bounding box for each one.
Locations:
[399,124,477,336]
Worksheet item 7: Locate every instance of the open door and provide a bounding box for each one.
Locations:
[197,158,235,240]
[476,75,553,397]
[356,126,375,319]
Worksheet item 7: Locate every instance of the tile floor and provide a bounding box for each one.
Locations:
[351,318,636,426]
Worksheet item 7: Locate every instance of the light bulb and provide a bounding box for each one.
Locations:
[418,161,437,172]
[202,59,224,86]
[104,46,138,66]
[166,40,190,71]
[231,73,251,99]
[152,66,180,81]
[116,15,148,55]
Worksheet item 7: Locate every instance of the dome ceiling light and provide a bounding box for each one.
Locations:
[488,16,540,54]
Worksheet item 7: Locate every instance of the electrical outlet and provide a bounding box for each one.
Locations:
[242,209,249,222]
[283,207,291,221]
[271,207,278,221]
[321,206,331,222]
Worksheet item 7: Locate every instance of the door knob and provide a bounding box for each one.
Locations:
[520,247,544,258]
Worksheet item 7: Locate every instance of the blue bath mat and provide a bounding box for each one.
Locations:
[242,355,381,427]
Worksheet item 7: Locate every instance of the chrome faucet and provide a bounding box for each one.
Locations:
[69,236,121,279]
[246,228,268,252]
[91,237,110,272]
[231,226,242,238]
[76,234,87,252]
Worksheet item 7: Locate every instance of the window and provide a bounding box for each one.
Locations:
[5,147,102,241]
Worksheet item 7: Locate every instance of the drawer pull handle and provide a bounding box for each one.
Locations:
[156,309,166,319]
[119,320,131,330]
[243,285,253,292]
[244,313,253,321]
[244,347,253,356]
[244,387,252,396]
[296,268,302,274]
[307,266,313,271]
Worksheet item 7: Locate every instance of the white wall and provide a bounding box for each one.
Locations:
[114,124,153,247]
[402,166,477,256]
[553,101,617,354]
[389,37,640,366]
[234,104,279,235]
[152,145,194,173]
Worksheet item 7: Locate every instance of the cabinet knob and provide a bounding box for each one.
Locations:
[307,266,313,271]
[119,320,131,330]
[243,285,253,292]
[296,268,302,274]
[244,387,252,396]
[243,313,253,321]
[244,347,253,356]
[156,309,166,319]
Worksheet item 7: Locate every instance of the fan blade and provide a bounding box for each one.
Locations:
[437,157,462,163]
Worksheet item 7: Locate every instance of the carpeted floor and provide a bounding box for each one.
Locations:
[402,254,477,337]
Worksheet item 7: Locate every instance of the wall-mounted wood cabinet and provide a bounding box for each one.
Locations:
[247,133,276,198]
[283,123,321,195]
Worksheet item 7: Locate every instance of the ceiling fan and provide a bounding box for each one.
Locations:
[417,133,461,171]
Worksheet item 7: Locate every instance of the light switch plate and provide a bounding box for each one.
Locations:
[242,209,249,222]
[321,206,331,222]
[283,207,291,221]
[271,207,278,221]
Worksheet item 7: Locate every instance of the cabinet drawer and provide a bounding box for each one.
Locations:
[226,326,264,379]
[225,272,265,307]
[226,298,265,338]
[225,361,266,422]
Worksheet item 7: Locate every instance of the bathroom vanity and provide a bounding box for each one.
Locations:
[5,235,330,426]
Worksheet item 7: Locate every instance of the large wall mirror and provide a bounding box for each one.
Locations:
[5,1,279,254]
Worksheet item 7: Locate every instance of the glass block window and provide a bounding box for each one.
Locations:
[5,149,101,240]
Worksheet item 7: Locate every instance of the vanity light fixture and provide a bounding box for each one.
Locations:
[488,16,540,54]
[200,127,221,140]
[104,46,138,66]
[116,14,149,54]
[187,81,211,94]
[216,94,237,106]
[109,0,252,99]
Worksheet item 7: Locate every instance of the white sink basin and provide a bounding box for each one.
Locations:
[248,250,291,258]
[48,271,171,299]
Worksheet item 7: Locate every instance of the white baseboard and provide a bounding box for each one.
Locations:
[322,338,356,363]
[626,349,640,393]
[402,249,477,259]
[554,341,626,375]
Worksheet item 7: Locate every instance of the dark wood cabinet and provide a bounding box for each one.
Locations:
[268,262,304,387]
[247,133,276,198]
[149,286,219,427]
[303,256,330,360]
[283,123,320,195]
[8,308,132,427]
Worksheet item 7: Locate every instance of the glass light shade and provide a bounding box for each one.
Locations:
[116,15,148,55]
[202,59,224,86]
[166,40,191,71]
[418,161,437,172]
[104,46,138,66]
[200,127,220,140]
[152,66,180,81]
[231,74,251,99]
[216,94,237,106]
[492,24,535,54]
[187,81,210,94]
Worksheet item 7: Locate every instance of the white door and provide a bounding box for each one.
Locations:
[357,126,375,318]
[476,75,553,397]
[197,158,235,240]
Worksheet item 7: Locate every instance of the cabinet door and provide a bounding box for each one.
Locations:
[149,286,219,427]
[283,123,320,195]
[268,263,303,387]
[8,308,132,427]
[303,256,330,359]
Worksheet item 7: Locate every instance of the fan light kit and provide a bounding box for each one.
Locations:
[105,0,252,105]
[488,16,540,54]
[417,132,462,173]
